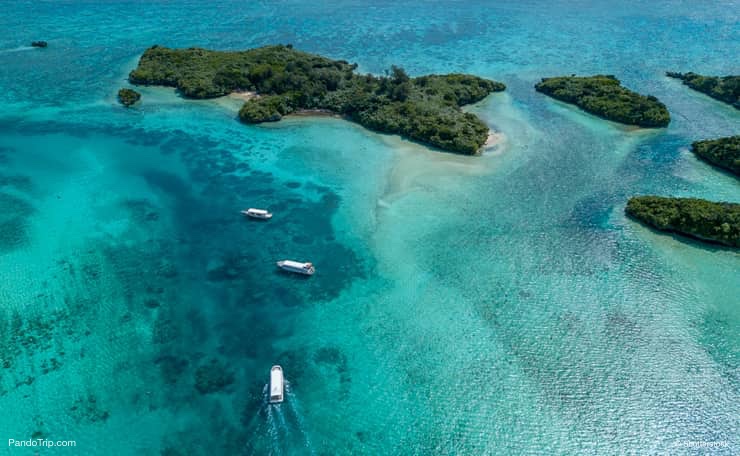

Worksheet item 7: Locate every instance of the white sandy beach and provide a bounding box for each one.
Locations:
[228,90,258,102]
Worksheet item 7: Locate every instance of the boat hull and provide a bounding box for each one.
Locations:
[276,260,315,275]
[269,365,284,404]
[241,210,272,219]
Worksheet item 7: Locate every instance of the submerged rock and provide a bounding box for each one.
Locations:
[194,359,235,394]
[155,355,189,384]
[314,346,345,366]
[151,311,178,345]
[69,394,110,423]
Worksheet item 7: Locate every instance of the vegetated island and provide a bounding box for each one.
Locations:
[117,88,141,107]
[691,135,739,177]
[666,72,739,109]
[128,45,506,154]
[535,75,670,127]
[626,196,739,247]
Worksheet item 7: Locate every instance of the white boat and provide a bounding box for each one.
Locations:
[277,260,315,275]
[241,208,273,219]
[269,365,284,404]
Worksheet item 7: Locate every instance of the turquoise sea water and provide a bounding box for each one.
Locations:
[1,1,738,454]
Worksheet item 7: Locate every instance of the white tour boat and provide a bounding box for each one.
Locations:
[241,208,273,219]
[269,365,284,404]
[276,260,315,275]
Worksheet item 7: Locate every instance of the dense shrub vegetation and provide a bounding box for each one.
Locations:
[626,196,740,247]
[667,72,740,109]
[534,75,670,127]
[691,136,740,176]
[129,45,505,154]
[117,88,141,107]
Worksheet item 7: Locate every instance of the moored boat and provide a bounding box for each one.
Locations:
[241,208,273,219]
[276,260,315,275]
[269,365,284,404]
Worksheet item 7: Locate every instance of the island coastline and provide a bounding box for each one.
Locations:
[626,196,739,248]
[667,72,740,109]
[260,107,505,155]
[128,44,506,155]
[535,75,671,127]
[690,136,739,177]
[228,90,258,102]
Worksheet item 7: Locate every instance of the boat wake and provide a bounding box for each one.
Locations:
[284,382,316,455]
[0,46,34,54]
[262,381,316,455]
[265,402,286,456]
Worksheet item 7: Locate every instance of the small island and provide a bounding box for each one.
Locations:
[666,72,739,109]
[31,41,48,48]
[691,135,739,177]
[535,75,670,127]
[128,45,505,154]
[117,88,141,107]
[626,196,739,247]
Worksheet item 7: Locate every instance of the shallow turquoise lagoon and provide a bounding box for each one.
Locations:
[1,1,738,455]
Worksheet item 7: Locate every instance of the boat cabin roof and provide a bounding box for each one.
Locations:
[270,366,283,397]
[282,260,309,268]
[247,208,269,215]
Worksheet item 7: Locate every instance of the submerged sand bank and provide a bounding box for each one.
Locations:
[480,131,506,153]
[484,131,504,148]
[376,130,508,207]
[479,131,507,156]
